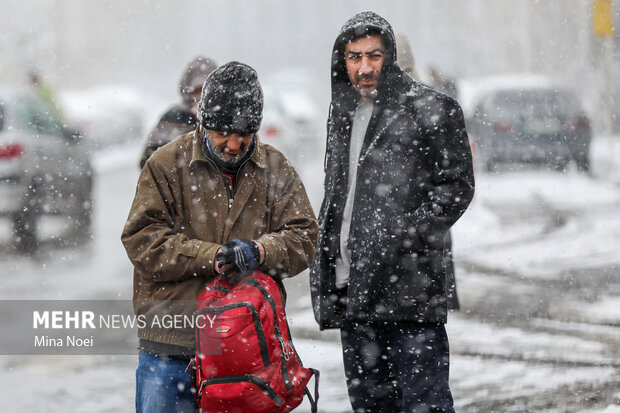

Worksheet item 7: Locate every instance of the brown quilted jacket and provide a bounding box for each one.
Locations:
[122,127,318,349]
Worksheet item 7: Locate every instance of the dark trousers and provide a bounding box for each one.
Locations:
[340,320,454,413]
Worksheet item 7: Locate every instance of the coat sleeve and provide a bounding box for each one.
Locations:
[139,107,194,168]
[257,159,319,279]
[121,160,220,283]
[139,113,173,168]
[412,95,475,248]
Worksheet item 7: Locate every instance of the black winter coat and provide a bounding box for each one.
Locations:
[310,12,475,329]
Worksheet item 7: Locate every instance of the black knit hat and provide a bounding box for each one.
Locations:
[197,61,263,134]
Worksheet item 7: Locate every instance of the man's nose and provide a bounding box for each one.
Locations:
[359,57,373,74]
[226,135,243,151]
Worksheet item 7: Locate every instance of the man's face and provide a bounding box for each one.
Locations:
[206,130,254,167]
[345,35,386,100]
[190,90,201,115]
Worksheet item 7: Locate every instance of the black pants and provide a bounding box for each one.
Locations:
[340,320,454,413]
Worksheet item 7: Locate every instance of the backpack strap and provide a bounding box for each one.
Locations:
[304,368,320,413]
[208,285,231,294]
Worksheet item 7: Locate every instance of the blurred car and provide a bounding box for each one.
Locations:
[259,69,323,166]
[60,84,144,150]
[457,75,592,172]
[0,85,93,252]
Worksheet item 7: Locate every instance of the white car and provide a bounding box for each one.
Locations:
[60,84,144,150]
[456,74,592,173]
[259,70,323,167]
[0,85,93,253]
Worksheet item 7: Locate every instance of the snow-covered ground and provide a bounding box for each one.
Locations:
[1,133,620,411]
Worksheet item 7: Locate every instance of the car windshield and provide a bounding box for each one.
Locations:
[14,95,64,137]
[488,89,581,120]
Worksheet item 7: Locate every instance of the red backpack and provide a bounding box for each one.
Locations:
[191,271,319,412]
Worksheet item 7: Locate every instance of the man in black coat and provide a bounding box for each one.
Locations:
[310,11,475,412]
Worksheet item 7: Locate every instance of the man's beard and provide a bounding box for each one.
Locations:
[354,73,379,99]
[359,88,378,99]
[206,132,254,171]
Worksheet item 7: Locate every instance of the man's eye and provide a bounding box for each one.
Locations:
[348,54,361,61]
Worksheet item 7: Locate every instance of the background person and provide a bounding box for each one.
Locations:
[28,68,65,122]
[395,30,461,311]
[429,65,458,100]
[139,55,218,168]
[394,31,421,82]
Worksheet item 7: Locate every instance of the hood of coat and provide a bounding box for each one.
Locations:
[330,11,400,109]
[178,56,218,105]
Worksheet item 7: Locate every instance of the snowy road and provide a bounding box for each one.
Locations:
[1,137,620,412]
[447,166,620,412]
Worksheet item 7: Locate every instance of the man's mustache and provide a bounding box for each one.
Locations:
[222,147,243,157]
[355,73,378,83]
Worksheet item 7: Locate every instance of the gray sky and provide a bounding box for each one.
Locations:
[1,0,617,125]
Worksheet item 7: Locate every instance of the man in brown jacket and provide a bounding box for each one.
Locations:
[122,61,318,413]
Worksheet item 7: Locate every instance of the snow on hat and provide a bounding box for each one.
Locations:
[197,61,263,135]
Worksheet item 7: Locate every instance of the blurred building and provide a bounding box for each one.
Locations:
[1,0,618,131]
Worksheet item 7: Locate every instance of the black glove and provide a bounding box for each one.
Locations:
[216,238,261,283]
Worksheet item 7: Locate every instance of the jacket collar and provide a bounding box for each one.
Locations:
[189,126,267,170]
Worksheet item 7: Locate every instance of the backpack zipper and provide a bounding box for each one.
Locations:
[198,374,284,405]
[240,278,294,391]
